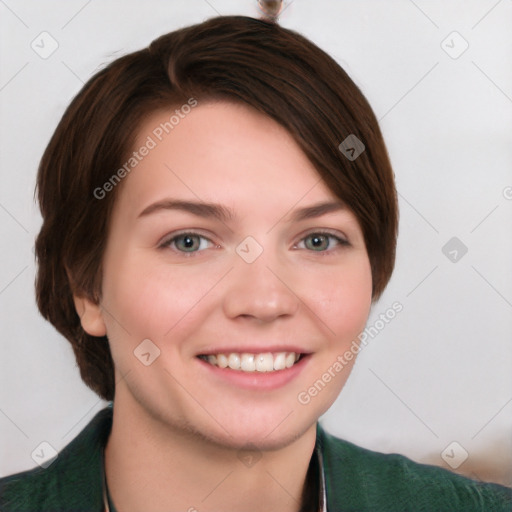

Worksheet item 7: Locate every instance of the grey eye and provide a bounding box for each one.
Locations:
[304,234,330,251]
[174,234,202,252]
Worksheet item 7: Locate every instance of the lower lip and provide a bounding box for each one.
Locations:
[196,355,311,391]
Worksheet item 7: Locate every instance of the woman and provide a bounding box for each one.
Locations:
[0,15,510,512]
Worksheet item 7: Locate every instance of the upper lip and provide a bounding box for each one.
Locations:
[196,345,311,356]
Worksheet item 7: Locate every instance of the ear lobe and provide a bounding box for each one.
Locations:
[73,295,107,337]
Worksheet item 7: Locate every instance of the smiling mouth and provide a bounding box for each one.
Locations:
[197,352,304,373]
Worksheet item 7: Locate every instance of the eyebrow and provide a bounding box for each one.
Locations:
[138,199,233,222]
[137,199,346,223]
[290,200,346,222]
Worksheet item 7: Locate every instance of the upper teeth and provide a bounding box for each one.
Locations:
[201,352,301,372]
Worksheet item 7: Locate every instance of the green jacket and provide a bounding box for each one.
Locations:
[0,406,510,511]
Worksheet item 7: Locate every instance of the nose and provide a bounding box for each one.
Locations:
[222,253,300,323]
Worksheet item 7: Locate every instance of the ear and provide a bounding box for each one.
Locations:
[73,294,107,337]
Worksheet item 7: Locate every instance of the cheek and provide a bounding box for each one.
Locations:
[304,256,373,341]
[100,252,223,340]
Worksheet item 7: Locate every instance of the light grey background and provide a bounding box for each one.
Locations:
[1,0,511,485]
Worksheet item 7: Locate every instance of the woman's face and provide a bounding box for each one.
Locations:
[79,101,372,449]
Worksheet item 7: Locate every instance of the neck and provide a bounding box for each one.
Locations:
[104,393,318,512]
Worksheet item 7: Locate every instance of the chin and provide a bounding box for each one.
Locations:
[203,423,311,453]
[125,381,323,451]
[210,408,318,451]
[157,407,314,452]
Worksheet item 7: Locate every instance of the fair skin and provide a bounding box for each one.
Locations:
[74,101,373,512]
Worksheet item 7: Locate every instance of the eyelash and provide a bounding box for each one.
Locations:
[293,231,350,254]
[158,230,350,256]
[158,231,216,255]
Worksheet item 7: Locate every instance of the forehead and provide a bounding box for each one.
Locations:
[116,101,340,217]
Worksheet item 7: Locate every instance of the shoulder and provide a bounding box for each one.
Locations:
[317,424,512,512]
[0,406,113,512]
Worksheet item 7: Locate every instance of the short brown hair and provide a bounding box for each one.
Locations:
[35,15,398,401]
